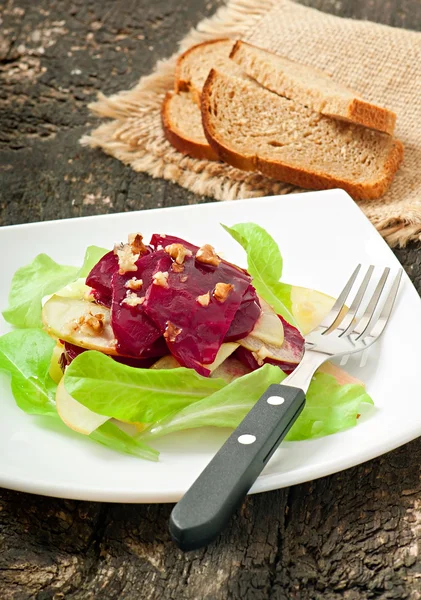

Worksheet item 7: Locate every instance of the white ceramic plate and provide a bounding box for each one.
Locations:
[0,189,420,503]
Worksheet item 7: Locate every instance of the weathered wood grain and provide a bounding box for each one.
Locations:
[1,0,420,598]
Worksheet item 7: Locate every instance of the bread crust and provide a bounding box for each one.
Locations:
[162,91,219,161]
[175,38,232,106]
[230,40,397,136]
[202,69,404,201]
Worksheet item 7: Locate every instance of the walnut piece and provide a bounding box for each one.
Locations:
[214,282,233,303]
[195,244,221,267]
[70,311,105,335]
[171,262,184,273]
[152,271,169,287]
[256,346,271,361]
[164,321,182,343]
[113,243,139,275]
[122,291,145,307]
[180,275,188,283]
[125,277,143,291]
[165,243,192,265]
[251,351,265,367]
[196,292,210,307]
[128,233,148,256]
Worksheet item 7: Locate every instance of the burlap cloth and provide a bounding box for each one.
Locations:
[81,0,421,247]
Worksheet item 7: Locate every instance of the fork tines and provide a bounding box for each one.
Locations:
[319,265,403,343]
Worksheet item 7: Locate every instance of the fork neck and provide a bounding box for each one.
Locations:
[283,350,328,393]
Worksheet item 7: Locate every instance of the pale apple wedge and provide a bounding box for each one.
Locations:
[42,296,118,355]
[249,297,284,346]
[49,341,65,384]
[56,378,109,435]
[317,361,365,387]
[212,356,250,383]
[151,342,239,373]
[291,286,347,335]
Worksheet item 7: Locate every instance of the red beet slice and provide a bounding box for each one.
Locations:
[150,234,198,254]
[225,284,261,342]
[86,251,119,305]
[143,254,251,372]
[110,250,172,358]
[235,316,305,374]
[61,341,157,370]
[151,234,260,343]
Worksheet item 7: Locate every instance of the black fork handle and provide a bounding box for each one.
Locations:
[169,383,305,551]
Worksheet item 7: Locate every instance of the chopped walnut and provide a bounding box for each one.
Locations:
[152,271,169,287]
[180,275,188,283]
[122,291,145,307]
[197,292,210,307]
[165,243,192,265]
[125,277,143,291]
[251,351,265,367]
[195,244,221,267]
[171,262,184,273]
[214,282,233,303]
[128,233,148,255]
[113,243,139,275]
[256,346,271,361]
[69,311,105,335]
[164,321,182,343]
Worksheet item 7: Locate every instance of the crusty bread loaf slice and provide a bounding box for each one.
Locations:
[230,41,396,136]
[175,38,241,106]
[162,91,218,160]
[202,70,403,200]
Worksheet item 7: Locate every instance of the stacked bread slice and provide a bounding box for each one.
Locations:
[162,39,403,200]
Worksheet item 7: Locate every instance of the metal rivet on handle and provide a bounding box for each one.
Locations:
[238,434,256,445]
[267,396,285,406]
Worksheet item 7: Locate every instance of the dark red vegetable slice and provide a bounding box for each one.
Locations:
[143,255,250,371]
[86,251,119,305]
[235,316,305,374]
[110,250,172,358]
[61,342,157,370]
[225,284,261,342]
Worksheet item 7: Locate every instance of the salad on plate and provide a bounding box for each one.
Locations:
[0,223,373,461]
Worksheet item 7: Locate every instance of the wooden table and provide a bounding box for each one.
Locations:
[1,1,420,598]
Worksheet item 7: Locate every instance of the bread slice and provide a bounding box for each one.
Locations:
[162,91,218,161]
[175,38,241,106]
[230,41,396,136]
[202,70,403,200]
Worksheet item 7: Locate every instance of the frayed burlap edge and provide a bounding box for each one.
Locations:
[81,0,421,247]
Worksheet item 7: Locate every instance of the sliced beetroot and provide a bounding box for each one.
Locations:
[225,284,261,342]
[110,250,172,358]
[151,233,250,278]
[235,316,305,374]
[143,254,250,372]
[150,233,198,254]
[86,251,119,304]
[61,341,156,370]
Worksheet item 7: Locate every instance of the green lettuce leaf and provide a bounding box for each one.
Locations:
[0,329,158,460]
[90,422,159,460]
[0,328,57,416]
[146,364,285,438]
[64,350,227,423]
[77,245,108,277]
[286,373,374,441]
[145,366,373,441]
[222,223,297,326]
[2,246,108,329]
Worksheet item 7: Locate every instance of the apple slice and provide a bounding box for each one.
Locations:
[238,297,285,359]
[150,342,239,374]
[211,356,251,383]
[291,286,348,335]
[49,341,65,384]
[42,296,118,355]
[56,378,109,435]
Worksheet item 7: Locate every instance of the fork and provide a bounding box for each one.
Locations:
[169,265,403,551]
